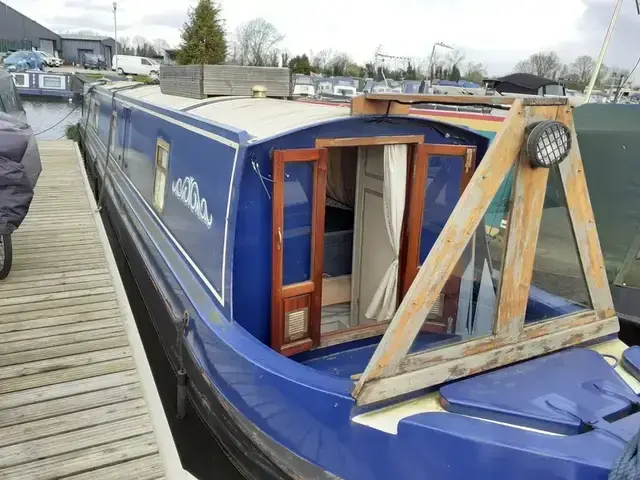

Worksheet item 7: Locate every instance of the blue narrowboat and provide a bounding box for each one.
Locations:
[81,82,640,479]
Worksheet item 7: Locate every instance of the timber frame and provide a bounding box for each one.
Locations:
[349,94,619,406]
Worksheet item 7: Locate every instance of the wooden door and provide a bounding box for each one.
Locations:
[401,144,476,333]
[271,148,328,356]
[351,146,397,326]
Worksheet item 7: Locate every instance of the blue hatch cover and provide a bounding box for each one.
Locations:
[440,348,635,434]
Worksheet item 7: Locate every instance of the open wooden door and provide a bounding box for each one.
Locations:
[271,148,328,356]
[401,144,476,333]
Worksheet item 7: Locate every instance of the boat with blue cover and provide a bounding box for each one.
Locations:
[80,77,639,479]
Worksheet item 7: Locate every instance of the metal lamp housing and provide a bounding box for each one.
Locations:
[525,120,572,168]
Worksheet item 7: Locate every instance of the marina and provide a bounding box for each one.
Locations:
[1,0,640,478]
[0,140,186,479]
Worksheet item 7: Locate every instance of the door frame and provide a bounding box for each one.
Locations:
[314,135,424,345]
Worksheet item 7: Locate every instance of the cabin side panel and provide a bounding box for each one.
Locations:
[232,117,488,344]
[89,89,242,309]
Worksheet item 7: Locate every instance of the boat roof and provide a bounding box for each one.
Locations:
[102,83,352,141]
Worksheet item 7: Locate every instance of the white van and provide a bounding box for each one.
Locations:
[112,55,159,76]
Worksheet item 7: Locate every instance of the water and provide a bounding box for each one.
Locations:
[24,99,243,480]
[23,99,82,140]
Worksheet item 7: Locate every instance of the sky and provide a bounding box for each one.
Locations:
[7,0,640,79]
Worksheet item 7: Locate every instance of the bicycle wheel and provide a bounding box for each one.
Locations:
[0,234,12,280]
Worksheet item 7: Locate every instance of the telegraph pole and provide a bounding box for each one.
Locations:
[113,2,118,72]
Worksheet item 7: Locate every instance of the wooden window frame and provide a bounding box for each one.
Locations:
[152,139,170,213]
[348,97,618,406]
[90,99,100,130]
[271,148,328,356]
[401,143,477,334]
[108,111,117,153]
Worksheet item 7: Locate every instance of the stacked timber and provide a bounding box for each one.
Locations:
[159,65,204,99]
[159,65,290,98]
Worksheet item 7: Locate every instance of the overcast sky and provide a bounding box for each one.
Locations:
[9,0,640,78]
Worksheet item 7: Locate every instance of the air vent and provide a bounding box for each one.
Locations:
[285,308,309,341]
[426,293,444,319]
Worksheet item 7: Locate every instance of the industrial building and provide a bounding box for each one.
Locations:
[0,1,61,55]
[0,1,115,68]
[59,34,116,69]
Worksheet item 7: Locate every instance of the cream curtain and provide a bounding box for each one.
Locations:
[365,144,408,321]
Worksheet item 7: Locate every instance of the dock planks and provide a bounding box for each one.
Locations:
[0,141,185,479]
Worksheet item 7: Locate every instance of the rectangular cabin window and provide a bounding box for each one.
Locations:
[108,111,117,150]
[90,100,100,131]
[42,76,62,88]
[153,139,170,212]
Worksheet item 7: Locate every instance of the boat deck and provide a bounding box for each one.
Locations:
[0,141,184,479]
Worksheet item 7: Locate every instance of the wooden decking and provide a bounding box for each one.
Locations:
[0,141,185,479]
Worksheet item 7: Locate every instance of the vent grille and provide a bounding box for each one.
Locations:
[285,307,308,341]
[426,293,444,319]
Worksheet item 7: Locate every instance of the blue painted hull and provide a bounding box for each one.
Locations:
[80,86,635,480]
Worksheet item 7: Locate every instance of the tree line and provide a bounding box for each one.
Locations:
[176,0,489,83]
[513,51,632,91]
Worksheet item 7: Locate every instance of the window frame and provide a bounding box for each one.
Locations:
[108,111,117,152]
[90,99,100,131]
[152,138,170,213]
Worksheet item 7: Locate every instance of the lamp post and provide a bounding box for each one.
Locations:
[113,2,118,73]
[428,41,453,84]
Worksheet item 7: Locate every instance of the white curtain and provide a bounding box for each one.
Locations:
[365,144,408,321]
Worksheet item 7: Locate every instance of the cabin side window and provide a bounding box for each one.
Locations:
[90,99,100,130]
[153,139,170,212]
[108,111,117,150]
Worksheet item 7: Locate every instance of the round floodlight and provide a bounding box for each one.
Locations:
[526,120,572,168]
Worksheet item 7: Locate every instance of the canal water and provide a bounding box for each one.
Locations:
[23,98,243,480]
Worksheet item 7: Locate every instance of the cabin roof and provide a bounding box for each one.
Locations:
[188,98,351,140]
[107,84,209,111]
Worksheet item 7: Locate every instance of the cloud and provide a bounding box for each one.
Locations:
[11,0,640,78]
[48,14,132,33]
[140,11,189,30]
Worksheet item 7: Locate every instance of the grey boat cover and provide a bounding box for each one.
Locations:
[0,112,41,235]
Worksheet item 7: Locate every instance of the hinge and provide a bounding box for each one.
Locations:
[465,148,474,172]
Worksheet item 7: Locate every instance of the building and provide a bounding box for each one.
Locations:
[0,2,115,69]
[0,1,61,55]
[59,34,116,69]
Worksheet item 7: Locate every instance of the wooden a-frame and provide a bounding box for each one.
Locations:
[349,95,618,406]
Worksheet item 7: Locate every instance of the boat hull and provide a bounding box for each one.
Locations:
[83,149,328,480]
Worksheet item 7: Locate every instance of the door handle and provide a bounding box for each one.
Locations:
[277,228,282,250]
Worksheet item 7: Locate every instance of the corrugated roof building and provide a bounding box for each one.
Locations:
[59,34,116,68]
[0,1,61,55]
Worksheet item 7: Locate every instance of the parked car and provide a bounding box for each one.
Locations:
[82,53,107,70]
[111,55,159,76]
[36,51,62,67]
[2,51,45,72]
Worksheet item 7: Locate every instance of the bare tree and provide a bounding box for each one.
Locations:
[152,38,171,57]
[513,59,534,74]
[311,49,331,73]
[328,52,351,76]
[234,18,284,66]
[446,49,466,70]
[463,62,488,84]
[570,55,595,87]
[513,51,561,78]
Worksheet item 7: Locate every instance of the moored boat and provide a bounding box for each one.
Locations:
[81,79,639,479]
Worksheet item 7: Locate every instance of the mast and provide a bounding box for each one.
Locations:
[584,0,624,103]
